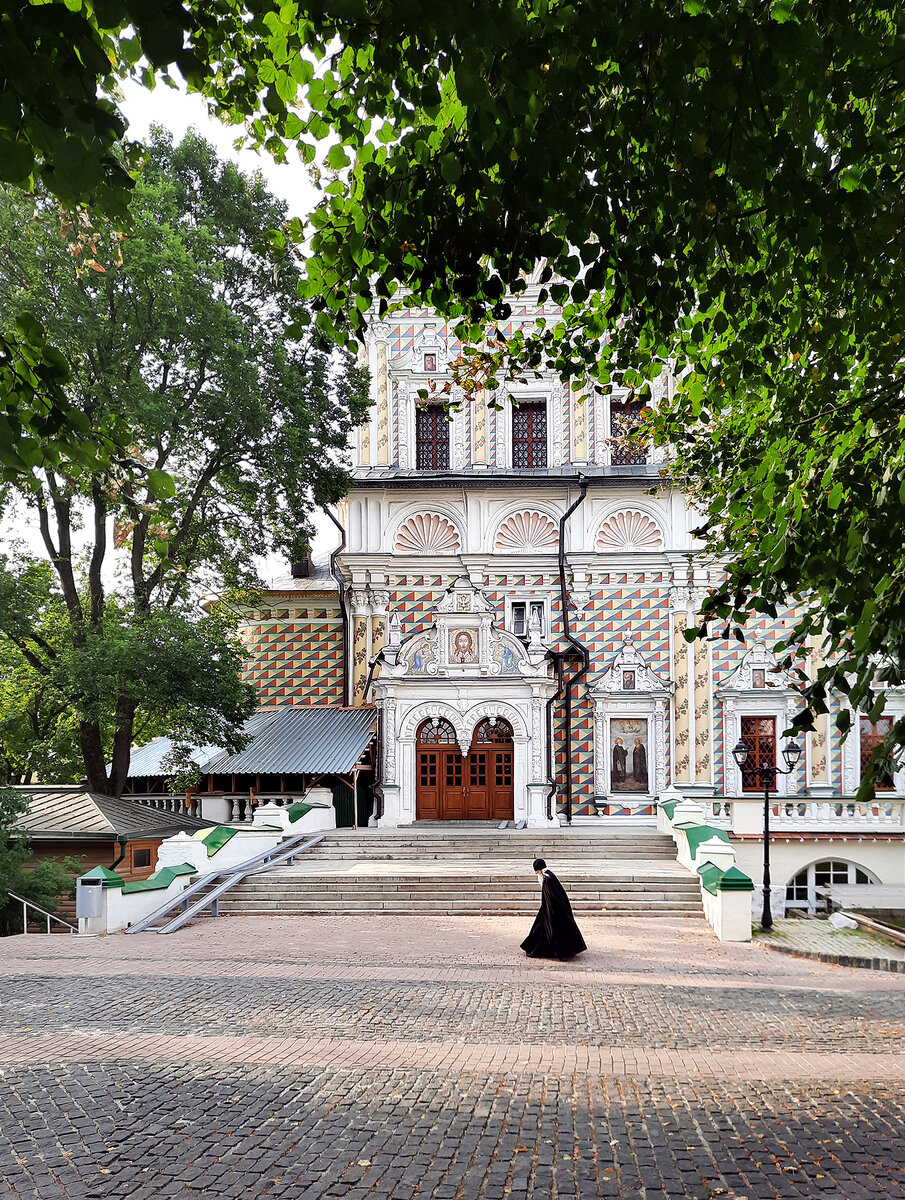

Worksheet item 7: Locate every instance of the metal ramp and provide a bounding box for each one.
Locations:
[124,832,324,935]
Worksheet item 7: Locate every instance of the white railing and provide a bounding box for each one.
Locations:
[703,797,905,834]
[8,891,77,935]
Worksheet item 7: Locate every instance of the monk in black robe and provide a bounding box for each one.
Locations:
[611,738,627,785]
[632,738,648,788]
[521,858,587,960]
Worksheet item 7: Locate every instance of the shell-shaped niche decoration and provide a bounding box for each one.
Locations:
[494,511,559,553]
[394,513,461,554]
[596,509,664,551]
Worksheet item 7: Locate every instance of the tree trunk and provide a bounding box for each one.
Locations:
[79,719,110,795]
[108,701,139,799]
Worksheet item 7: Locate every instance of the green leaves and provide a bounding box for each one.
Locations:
[0,130,368,795]
[147,469,176,500]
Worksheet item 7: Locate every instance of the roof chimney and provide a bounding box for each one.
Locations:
[290,554,314,578]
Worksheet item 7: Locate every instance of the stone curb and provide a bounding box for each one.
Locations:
[756,938,905,974]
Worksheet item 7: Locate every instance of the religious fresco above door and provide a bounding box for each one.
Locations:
[449,628,478,664]
[610,718,649,792]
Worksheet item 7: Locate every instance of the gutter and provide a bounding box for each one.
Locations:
[326,507,351,707]
[545,477,591,825]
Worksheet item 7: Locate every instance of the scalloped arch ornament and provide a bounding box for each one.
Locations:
[394,513,461,554]
[494,510,558,553]
[596,509,664,551]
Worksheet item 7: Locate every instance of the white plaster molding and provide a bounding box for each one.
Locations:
[395,377,411,468]
[464,700,529,742]
[596,635,674,695]
[717,639,794,694]
[382,697,398,784]
[596,509,664,552]
[551,380,564,467]
[399,701,469,756]
[394,512,462,554]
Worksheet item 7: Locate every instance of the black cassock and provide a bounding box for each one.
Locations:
[520,870,587,960]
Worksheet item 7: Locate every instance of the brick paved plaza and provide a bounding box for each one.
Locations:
[2,915,905,1199]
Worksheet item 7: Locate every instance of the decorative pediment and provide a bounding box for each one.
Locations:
[394,513,461,554]
[384,577,548,680]
[394,321,450,374]
[595,636,673,695]
[596,509,664,551]
[437,575,493,613]
[494,511,559,553]
[717,639,794,694]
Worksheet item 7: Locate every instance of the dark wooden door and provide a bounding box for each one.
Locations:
[467,719,514,820]
[739,716,776,792]
[416,719,465,819]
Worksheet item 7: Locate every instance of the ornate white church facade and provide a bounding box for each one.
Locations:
[235,289,905,907]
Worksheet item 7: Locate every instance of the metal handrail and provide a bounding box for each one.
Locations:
[7,890,77,935]
[124,830,325,935]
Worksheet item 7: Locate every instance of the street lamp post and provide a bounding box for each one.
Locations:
[731,737,802,930]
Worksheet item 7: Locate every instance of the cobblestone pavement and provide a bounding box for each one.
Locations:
[2,915,905,1199]
[755,920,905,971]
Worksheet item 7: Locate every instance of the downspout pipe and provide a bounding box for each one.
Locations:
[326,507,351,707]
[546,476,590,825]
[111,834,128,872]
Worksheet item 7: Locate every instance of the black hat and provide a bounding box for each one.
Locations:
[532,858,546,872]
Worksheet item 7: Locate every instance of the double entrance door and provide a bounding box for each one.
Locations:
[416,717,514,820]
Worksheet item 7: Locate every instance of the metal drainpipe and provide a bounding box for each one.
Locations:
[547,477,590,825]
[326,507,351,707]
[110,835,128,871]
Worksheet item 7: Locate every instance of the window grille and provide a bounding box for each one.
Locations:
[739,716,776,793]
[859,716,896,790]
[512,401,547,468]
[610,399,649,464]
[416,404,450,470]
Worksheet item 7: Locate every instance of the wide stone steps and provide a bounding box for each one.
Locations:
[218,902,700,916]
[211,828,701,919]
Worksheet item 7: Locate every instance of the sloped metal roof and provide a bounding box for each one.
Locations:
[204,706,377,775]
[11,787,210,840]
[127,709,277,776]
[128,705,376,778]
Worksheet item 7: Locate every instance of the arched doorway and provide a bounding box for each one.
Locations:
[415,717,515,820]
[467,718,515,820]
[416,718,464,820]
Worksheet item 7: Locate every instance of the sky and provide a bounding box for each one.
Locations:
[2,80,343,581]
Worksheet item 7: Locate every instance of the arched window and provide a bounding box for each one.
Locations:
[785,860,878,915]
[473,719,514,745]
[417,718,457,745]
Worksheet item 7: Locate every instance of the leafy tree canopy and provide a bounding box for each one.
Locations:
[0,129,368,796]
[7,0,905,768]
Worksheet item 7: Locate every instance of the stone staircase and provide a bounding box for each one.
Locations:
[217,827,702,918]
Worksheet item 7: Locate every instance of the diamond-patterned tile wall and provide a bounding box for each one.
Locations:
[241,606,344,705]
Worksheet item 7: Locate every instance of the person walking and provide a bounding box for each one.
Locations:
[521,858,587,960]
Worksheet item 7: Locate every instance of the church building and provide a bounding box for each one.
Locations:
[237,285,905,866]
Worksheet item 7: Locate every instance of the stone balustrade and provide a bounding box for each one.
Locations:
[702,796,905,835]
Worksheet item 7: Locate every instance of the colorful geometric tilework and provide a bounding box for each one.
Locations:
[241,614,343,705]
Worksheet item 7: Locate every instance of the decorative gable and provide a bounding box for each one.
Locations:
[595,635,673,695]
[394,321,450,374]
[717,639,794,694]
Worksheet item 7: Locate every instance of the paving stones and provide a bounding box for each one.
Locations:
[2,972,905,1052]
[2,1065,905,1198]
[2,916,905,1197]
